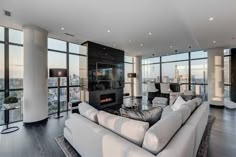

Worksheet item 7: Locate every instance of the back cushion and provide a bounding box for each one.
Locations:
[176,106,191,124]
[182,100,197,113]
[97,111,149,146]
[78,102,99,123]
[171,96,186,111]
[142,111,182,155]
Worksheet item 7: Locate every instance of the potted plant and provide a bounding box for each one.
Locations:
[3,96,19,109]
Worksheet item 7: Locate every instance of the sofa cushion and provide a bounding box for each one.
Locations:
[142,111,182,155]
[97,111,149,146]
[78,102,99,123]
[171,96,186,111]
[161,106,173,119]
[119,107,163,126]
[182,100,197,113]
[192,97,203,107]
[175,105,191,124]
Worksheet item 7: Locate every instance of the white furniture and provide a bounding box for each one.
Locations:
[160,83,171,95]
[147,82,158,93]
[152,97,168,108]
[64,101,209,157]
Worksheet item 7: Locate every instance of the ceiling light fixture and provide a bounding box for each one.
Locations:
[140,43,143,47]
[170,45,173,49]
[107,30,111,33]
[209,17,214,21]
[61,27,65,30]
[213,41,216,43]
[113,44,116,47]
[148,32,152,35]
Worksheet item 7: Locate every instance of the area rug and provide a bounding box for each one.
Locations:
[55,115,215,157]
[55,136,81,157]
[196,115,215,157]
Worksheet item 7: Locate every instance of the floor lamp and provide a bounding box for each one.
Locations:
[127,73,136,99]
[49,68,67,119]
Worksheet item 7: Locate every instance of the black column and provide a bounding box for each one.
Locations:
[231,49,236,102]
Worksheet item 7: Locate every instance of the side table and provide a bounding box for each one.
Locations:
[1,106,20,134]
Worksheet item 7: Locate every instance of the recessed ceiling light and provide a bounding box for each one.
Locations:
[113,44,116,47]
[140,43,143,47]
[61,27,65,30]
[170,45,173,49]
[148,32,152,35]
[107,30,111,33]
[209,17,214,21]
[213,41,216,43]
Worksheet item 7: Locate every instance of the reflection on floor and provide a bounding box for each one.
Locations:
[0,97,235,157]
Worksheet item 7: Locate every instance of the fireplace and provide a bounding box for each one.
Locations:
[100,93,116,106]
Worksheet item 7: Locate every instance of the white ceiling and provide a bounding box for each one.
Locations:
[0,0,236,57]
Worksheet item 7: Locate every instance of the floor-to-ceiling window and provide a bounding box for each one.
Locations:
[0,26,5,125]
[142,57,160,95]
[224,49,231,99]
[162,53,189,92]
[142,49,232,100]
[190,51,208,100]
[124,56,133,95]
[48,38,67,114]
[0,27,24,125]
[48,38,87,114]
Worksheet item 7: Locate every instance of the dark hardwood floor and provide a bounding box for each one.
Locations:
[0,98,236,157]
[208,107,236,157]
[0,113,69,157]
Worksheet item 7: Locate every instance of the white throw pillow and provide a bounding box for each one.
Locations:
[78,102,99,123]
[97,111,149,146]
[171,96,186,111]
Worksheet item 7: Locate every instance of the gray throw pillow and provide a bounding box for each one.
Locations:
[120,107,163,126]
[181,94,196,101]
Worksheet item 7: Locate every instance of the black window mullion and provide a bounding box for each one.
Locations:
[4,28,9,98]
[66,42,69,111]
[160,56,162,83]
[188,52,191,90]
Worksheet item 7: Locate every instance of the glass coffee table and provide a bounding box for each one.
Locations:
[1,105,20,134]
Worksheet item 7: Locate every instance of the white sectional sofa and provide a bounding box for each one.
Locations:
[64,99,209,157]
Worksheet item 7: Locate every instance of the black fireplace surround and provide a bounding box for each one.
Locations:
[82,41,124,109]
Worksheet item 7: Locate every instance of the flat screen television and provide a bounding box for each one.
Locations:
[96,62,124,81]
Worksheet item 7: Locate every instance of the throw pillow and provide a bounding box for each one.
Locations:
[171,96,186,111]
[192,97,203,107]
[78,102,99,123]
[169,92,181,105]
[120,107,163,126]
[181,94,196,101]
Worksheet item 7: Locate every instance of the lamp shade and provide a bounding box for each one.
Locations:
[127,73,136,78]
[49,68,67,77]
